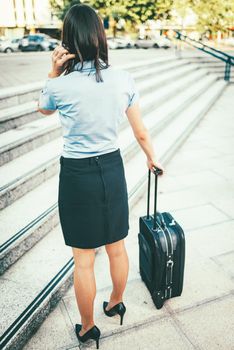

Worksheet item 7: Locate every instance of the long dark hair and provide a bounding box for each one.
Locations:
[61,4,110,82]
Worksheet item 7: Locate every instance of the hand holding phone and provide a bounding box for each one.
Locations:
[48,45,76,78]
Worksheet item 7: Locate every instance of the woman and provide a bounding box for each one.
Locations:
[38,3,164,349]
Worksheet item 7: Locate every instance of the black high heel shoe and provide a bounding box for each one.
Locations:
[103,301,126,325]
[75,324,101,349]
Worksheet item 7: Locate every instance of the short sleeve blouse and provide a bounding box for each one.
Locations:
[38,60,140,158]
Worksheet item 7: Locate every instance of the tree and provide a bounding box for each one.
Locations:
[170,0,234,36]
[190,0,234,35]
[50,0,173,27]
[89,0,174,25]
[50,0,82,20]
[50,0,234,37]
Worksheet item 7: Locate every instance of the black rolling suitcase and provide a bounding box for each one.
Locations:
[138,167,185,309]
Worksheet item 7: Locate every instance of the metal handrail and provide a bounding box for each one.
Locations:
[174,31,234,81]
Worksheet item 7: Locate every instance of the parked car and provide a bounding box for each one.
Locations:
[107,36,134,49]
[135,35,171,49]
[20,34,51,51]
[154,36,171,49]
[48,38,61,51]
[0,38,21,53]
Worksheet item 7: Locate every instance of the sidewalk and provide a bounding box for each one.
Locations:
[23,85,234,350]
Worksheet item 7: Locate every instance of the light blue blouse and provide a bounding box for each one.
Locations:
[38,58,140,158]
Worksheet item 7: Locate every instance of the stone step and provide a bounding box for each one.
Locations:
[0,101,40,134]
[135,61,202,93]
[0,77,226,350]
[188,58,226,65]
[183,57,233,80]
[193,65,233,79]
[0,115,62,166]
[126,57,187,81]
[0,81,44,111]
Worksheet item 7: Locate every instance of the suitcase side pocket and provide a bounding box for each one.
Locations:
[138,233,154,286]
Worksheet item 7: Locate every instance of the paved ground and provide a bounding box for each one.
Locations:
[23,84,234,349]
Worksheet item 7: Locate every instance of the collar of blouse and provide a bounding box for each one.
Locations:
[72,58,107,72]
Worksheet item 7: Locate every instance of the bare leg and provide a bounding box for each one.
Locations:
[105,239,129,310]
[72,247,96,336]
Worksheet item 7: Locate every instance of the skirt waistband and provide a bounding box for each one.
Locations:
[60,148,121,166]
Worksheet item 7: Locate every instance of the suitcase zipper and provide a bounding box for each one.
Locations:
[163,218,174,299]
[156,222,169,256]
[159,214,173,254]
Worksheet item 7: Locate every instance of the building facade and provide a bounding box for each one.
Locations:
[0,0,61,39]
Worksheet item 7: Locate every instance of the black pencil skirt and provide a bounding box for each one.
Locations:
[58,148,129,249]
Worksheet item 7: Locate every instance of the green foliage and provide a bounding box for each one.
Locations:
[50,0,173,23]
[50,0,82,20]
[90,0,175,23]
[190,0,234,34]
[50,0,234,34]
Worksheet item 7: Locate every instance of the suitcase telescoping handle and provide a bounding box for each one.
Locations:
[147,167,163,230]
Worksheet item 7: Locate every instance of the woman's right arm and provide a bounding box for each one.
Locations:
[126,101,164,174]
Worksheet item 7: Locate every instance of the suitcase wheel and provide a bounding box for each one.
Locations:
[152,290,165,309]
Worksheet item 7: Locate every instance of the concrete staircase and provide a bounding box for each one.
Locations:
[0,55,227,350]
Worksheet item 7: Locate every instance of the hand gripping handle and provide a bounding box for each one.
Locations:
[146,167,163,230]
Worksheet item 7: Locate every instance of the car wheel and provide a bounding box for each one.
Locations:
[153,43,159,48]
[4,47,13,53]
[135,44,139,49]
[36,45,43,51]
